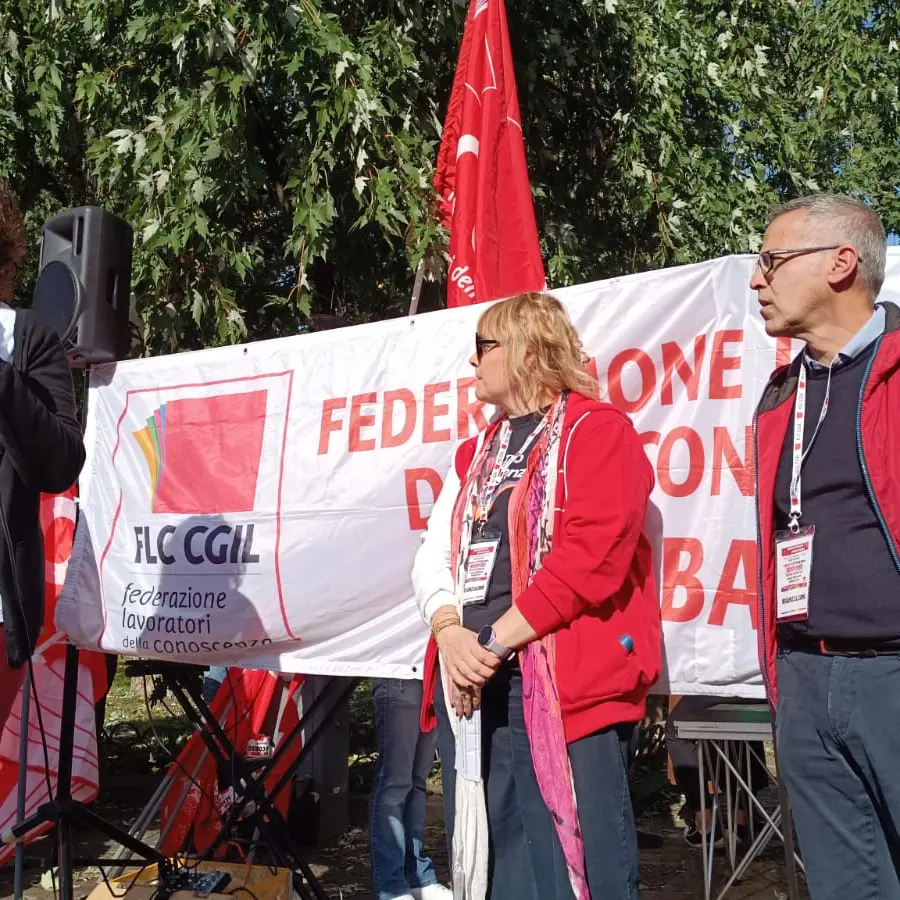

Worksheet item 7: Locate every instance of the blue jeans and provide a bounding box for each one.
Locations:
[370,678,440,900]
[776,649,900,900]
[202,665,229,703]
[435,665,639,900]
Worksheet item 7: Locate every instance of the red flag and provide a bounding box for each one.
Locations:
[0,490,109,865]
[159,669,304,858]
[434,0,544,307]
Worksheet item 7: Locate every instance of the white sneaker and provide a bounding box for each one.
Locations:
[411,886,453,900]
[386,895,415,900]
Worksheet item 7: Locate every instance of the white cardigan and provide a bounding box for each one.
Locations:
[410,450,490,900]
[411,458,462,626]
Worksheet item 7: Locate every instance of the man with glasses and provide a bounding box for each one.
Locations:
[751,194,900,900]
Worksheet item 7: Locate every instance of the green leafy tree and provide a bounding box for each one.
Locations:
[509,0,900,281]
[0,0,898,356]
[0,0,451,352]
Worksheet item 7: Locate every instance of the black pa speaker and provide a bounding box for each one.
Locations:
[32,206,133,366]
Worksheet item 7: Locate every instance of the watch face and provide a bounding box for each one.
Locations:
[477,626,493,647]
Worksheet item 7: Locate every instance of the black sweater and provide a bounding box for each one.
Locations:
[774,345,900,643]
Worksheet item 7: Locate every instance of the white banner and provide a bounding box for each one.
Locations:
[57,250,900,695]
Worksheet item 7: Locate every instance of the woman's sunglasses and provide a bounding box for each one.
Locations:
[475,335,500,363]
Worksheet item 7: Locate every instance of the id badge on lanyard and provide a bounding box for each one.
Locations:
[460,418,544,606]
[774,525,815,621]
[774,362,831,622]
[461,525,501,606]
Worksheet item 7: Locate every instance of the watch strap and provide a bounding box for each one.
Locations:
[486,630,513,660]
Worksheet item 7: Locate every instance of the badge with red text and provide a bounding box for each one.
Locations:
[774,526,814,621]
[461,533,501,606]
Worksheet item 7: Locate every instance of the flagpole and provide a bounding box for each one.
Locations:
[407,260,426,317]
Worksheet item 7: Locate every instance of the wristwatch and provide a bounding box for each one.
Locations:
[477,626,514,661]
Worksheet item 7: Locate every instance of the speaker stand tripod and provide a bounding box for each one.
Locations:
[3,642,167,900]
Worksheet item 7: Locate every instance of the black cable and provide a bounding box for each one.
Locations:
[157,694,183,723]
[230,886,263,900]
[138,665,285,868]
[183,668,290,874]
[153,668,257,758]
[94,859,152,899]
[140,674,224,824]
[185,669,260,875]
[139,670,261,862]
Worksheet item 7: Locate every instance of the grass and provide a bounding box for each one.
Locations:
[100,671,194,780]
[103,671,154,726]
[99,672,380,786]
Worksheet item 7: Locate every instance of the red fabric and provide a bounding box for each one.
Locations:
[420,637,439,732]
[0,490,109,867]
[754,381,792,709]
[35,490,110,696]
[421,393,661,742]
[159,669,304,857]
[755,328,900,708]
[434,0,544,307]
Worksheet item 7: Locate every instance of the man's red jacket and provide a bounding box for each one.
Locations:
[416,392,662,743]
[754,302,900,708]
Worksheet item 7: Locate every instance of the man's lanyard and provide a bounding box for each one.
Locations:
[788,361,834,532]
[478,417,547,518]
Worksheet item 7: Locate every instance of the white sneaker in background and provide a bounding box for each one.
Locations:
[411,885,453,900]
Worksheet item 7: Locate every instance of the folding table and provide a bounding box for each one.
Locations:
[675,703,804,900]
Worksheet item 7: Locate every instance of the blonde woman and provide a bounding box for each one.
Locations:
[412,293,661,900]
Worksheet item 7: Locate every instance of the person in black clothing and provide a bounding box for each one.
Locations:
[0,182,85,725]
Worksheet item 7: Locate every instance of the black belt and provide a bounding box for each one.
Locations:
[782,635,900,657]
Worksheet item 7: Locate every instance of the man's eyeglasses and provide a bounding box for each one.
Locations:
[475,335,500,363]
[756,245,841,276]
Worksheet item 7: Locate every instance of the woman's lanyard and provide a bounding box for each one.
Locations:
[788,360,834,533]
[476,418,547,525]
[462,417,546,606]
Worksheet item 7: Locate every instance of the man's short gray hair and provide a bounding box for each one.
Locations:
[768,193,887,298]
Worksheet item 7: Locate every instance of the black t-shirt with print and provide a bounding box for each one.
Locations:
[462,413,543,635]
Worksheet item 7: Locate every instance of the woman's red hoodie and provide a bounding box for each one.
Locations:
[416,392,661,743]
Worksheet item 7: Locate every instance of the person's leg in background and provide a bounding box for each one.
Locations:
[93,653,119,738]
[202,665,229,704]
[433,674,456,861]
[730,736,772,843]
[666,695,723,848]
[370,678,449,900]
[405,686,447,899]
[568,722,641,900]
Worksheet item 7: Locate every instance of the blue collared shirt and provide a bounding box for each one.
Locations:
[0,305,15,363]
[804,305,885,371]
